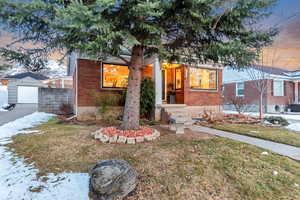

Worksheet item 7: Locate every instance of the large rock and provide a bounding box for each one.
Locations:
[89,159,138,200]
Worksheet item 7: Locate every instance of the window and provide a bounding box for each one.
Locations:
[175,68,182,89]
[273,80,284,96]
[236,82,244,96]
[189,68,217,90]
[102,63,129,88]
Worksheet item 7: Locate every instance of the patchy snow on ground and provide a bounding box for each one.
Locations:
[223,110,300,121]
[0,112,89,200]
[0,85,8,108]
[0,86,8,111]
[286,123,300,132]
[224,110,300,132]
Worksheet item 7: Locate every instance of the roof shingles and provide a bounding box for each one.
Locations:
[5,72,49,80]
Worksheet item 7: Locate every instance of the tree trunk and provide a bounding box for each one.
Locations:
[259,92,263,120]
[119,45,143,130]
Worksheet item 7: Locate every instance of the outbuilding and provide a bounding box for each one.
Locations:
[5,72,48,104]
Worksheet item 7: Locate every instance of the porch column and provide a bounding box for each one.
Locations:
[154,57,162,105]
[153,57,162,120]
[294,81,299,104]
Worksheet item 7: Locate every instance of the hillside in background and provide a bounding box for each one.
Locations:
[0,60,67,78]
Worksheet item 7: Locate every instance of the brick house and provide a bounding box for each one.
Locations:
[44,76,73,89]
[223,66,300,113]
[68,53,223,120]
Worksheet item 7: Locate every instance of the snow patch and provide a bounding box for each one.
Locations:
[224,110,300,132]
[223,110,300,121]
[0,86,8,109]
[272,170,279,175]
[0,112,89,200]
[286,123,300,132]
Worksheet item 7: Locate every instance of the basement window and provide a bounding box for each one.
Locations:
[102,63,129,88]
[189,68,217,90]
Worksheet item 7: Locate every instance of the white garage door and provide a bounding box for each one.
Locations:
[17,86,38,103]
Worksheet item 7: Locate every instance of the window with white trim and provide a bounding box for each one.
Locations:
[273,80,284,96]
[236,82,244,96]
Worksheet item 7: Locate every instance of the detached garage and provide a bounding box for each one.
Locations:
[17,86,39,103]
[6,72,48,104]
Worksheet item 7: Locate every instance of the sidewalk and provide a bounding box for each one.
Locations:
[190,125,300,162]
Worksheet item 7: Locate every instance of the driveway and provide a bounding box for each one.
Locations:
[0,104,37,126]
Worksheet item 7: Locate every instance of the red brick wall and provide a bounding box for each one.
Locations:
[0,79,9,85]
[76,59,222,107]
[266,80,294,105]
[184,67,223,106]
[142,65,153,78]
[223,80,262,105]
[76,59,153,107]
[223,79,295,107]
[46,79,73,88]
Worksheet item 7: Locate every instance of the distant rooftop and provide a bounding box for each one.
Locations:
[250,65,300,77]
[5,72,49,80]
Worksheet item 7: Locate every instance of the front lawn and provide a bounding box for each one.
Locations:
[212,123,300,147]
[6,118,300,200]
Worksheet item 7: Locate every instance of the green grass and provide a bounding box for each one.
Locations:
[212,123,300,147]
[5,119,300,200]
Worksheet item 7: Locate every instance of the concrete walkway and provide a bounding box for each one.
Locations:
[190,125,300,162]
[0,104,37,126]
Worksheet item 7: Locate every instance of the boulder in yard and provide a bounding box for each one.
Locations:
[89,159,138,200]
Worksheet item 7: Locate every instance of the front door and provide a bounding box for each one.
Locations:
[162,64,184,104]
[175,67,184,104]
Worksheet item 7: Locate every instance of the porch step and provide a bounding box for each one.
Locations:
[161,104,193,126]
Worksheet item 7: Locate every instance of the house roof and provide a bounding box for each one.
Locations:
[250,65,290,76]
[5,72,49,80]
[223,65,300,84]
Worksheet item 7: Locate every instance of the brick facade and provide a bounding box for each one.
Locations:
[75,59,223,119]
[266,80,294,105]
[0,79,9,86]
[184,68,223,106]
[45,78,73,88]
[223,79,296,112]
[76,59,153,107]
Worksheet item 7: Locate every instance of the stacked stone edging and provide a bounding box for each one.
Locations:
[92,127,160,144]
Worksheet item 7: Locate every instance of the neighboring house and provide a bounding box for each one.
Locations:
[44,76,73,88]
[0,79,9,86]
[4,72,48,104]
[223,66,300,113]
[68,53,223,120]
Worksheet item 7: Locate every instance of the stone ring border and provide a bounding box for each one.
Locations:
[92,127,160,144]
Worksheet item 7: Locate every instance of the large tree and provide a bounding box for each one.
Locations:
[0,0,277,130]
